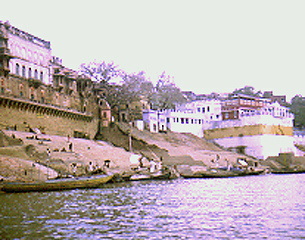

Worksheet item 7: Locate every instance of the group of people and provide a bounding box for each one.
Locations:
[70,160,111,176]
[134,155,163,173]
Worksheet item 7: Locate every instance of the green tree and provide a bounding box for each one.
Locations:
[290,95,305,128]
[232,85,262,97]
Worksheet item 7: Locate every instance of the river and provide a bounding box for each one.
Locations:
[1,174,305,239]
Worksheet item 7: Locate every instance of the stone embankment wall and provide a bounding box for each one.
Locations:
[0,103,99,139]
[204,124,293,140]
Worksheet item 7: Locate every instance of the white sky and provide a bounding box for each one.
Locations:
[1,0,305,101]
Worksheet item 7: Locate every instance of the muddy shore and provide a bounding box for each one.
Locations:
[0,123,257,182]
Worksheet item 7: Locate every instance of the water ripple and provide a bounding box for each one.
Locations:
[1,175,305,239]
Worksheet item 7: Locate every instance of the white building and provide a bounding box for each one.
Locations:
[4,21,53,85]
[164,100,222,137]
[142,109,167,133]
[204,102,298,159]
[143,100,222,137]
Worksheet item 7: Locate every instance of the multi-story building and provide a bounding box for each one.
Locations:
[142,100,222,137]
[0,21,111,138]
[164,100,222,137]
[263,91,287,105]
[204,101,297,159]
[5,21,52,85]
[221,93,271,121]
[142,94,297,159]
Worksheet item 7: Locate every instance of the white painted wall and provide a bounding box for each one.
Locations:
[214,134,298,159]
[203,111,294,131]
[165,110,205,137]
[142,110,158,133]
[8,30,52,85]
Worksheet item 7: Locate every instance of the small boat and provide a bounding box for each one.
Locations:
[181,169,240,178]
[272,169,305,174]
[181,167,265,179]
[0,174,114,193]
[129,171,171,181]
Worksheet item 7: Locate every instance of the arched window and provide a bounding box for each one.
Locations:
[40,71,43,81]
[15,63,20,75]
[28,68,32,78]
[34,69,38,79]
[40,90,45,103]
[22,66,26,77]
[19,84,24,97]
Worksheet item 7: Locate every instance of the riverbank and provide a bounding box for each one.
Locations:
[0,123,258,182]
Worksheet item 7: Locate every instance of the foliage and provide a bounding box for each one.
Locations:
[290,95,305,128]
[80,61,122,85]
[150,71,186,109]
[232,86,262,97]
[121,71,154,103]
[80,61,186,115]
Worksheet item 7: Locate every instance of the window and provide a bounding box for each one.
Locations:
[202,107,205,113]
[15,63,20,75]
[197,108,201,112]
[28,68,32,78]
[22,66,26,77]
[19,84,24,97]
[181,118,184,124]
[185,118,189,124]
[34,69,38,79]
[40,72,43,81]
[207,106,210,112]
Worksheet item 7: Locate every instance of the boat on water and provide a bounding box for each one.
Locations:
[0,174,114,193]
[272,169,305,174]
[129,171,171,181]
[181,167,265,179]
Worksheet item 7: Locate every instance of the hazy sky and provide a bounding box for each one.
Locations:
[2,0,305,101]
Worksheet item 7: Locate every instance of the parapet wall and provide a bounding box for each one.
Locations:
[0,98,99,139]
[204,124,293,140]
[204,113,293,131]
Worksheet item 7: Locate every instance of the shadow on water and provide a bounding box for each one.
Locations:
[1,174,305,239]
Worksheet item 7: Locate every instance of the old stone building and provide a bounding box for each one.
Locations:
[0,21,111,138]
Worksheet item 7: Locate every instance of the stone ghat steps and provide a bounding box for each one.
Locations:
[3,130,133,171]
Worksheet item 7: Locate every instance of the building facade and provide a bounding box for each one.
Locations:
[142,95,297,159]
[0,21,111,139]
[164,100,222,137]
[221,94,271,121]
[204,102,297,159]
[142,100,222,137]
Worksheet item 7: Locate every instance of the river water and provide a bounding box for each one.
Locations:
[1,174,305,239]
